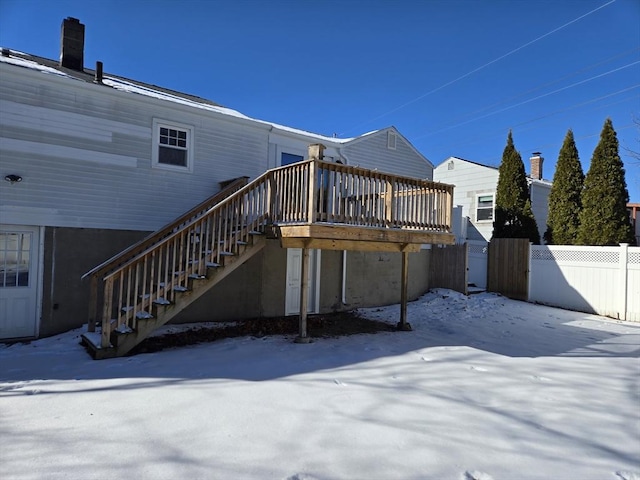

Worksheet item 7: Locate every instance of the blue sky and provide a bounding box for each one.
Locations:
[1,0,639,201]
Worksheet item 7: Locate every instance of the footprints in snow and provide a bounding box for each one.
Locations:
[469,365,488,372]
[464,471,494,480]
[616,471,640,480]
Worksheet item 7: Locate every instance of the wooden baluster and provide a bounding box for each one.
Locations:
[307,161,317,223]
[132,263,140,328]
[101,277,113,348]
[117,270,124,329]
[149,250,156,307]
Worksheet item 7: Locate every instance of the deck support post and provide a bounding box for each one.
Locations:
[397,250,412,331]
[295,245,313,343]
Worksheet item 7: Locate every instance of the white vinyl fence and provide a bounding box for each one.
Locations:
[529,243,640,322]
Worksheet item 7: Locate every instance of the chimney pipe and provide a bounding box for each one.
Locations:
[530,152,543,180]
[94,61,103,83]
[60,17,85,71]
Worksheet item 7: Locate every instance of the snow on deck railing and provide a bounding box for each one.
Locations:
[86,159,454,348]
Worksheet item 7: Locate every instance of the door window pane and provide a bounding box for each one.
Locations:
[0,232,31,287]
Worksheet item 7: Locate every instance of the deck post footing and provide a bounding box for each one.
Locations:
[396,322,412,331]
[294,336,313,344]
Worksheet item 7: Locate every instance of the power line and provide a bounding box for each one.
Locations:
[340,0,618,135]
[415,61,640,140]
[432,48,639,128]
[428,87,639,156]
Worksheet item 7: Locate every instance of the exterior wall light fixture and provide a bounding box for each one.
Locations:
[4,174,23,184]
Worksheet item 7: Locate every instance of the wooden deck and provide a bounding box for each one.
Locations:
[82,146,455,356]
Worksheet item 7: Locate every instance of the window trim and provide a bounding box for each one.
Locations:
[476,193,495,223]
[152,119,194,172]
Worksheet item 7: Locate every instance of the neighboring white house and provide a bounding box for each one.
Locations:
[433,155,552,243]
[0,18,444,340]
[433,155,551,289]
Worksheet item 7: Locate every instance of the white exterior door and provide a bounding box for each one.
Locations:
[285,248,320,315]
[0,225,41,339]
[467,240,488,289]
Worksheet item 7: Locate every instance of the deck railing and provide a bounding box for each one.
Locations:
[85,159,453,348]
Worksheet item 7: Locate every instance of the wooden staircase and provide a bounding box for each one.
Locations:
[81,156,455,359]
[81,175,268,359]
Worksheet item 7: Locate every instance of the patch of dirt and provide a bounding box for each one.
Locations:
[130,311,395,355]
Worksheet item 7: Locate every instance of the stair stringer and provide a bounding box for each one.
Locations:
[83,235,266,359]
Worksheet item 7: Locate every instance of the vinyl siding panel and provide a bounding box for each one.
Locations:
[0,64,268,231]
[342,130,432,179]
[530,182,551,241]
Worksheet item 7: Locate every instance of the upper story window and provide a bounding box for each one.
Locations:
[476,194,494,222]
[152,120,194,172]
[281,152,304,166]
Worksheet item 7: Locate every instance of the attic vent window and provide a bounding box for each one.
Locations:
[448,160,454,170]
[387,131,397,150]
[152,120,193,172]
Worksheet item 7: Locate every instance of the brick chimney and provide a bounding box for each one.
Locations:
[530,152,543,180]
[60,17,85,71]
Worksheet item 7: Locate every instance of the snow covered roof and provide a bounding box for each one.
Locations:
[0,48,363,145]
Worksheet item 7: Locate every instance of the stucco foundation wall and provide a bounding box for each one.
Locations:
[173,239,288,322]
[318,250,344,312]
[41,227,149,337]
[343,249,431,308]
[41,229,433,337]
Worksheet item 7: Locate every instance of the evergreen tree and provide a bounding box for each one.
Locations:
[492,131,541,243]
[577,118,634,245]
[544,129,584,244]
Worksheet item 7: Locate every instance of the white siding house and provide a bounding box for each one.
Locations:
[433,156,552,243]
[0,18,438,340]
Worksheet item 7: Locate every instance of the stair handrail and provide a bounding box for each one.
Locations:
[100,169,277,281]
[82,176,249,281]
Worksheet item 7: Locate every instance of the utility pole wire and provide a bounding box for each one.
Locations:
[415,61,640,140]
[439,47,639,127]
[428,87,639,155]
[340,0,618,135]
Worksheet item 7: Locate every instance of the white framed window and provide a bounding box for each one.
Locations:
[152,119,194,172]
[476,194,494,222]
[387,131,397,150]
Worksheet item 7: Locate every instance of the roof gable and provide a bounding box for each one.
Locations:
[344,126,433,168]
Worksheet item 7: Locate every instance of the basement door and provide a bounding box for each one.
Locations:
[0,225,41,339]
[285,248,320,315]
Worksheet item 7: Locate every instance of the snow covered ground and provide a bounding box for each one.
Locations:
[1,289,639,480]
